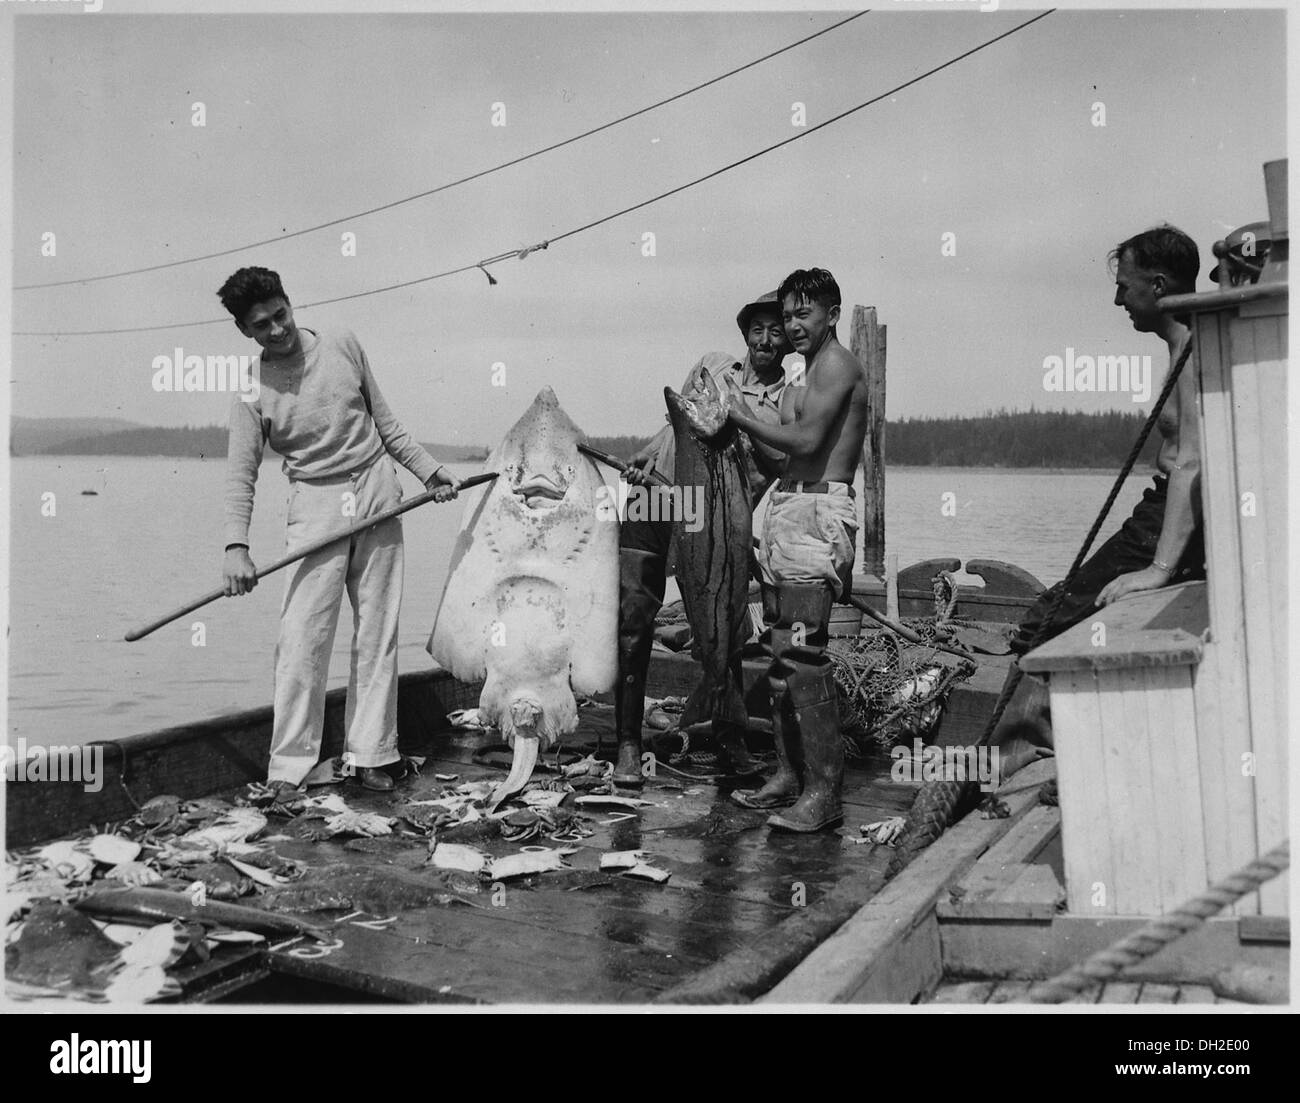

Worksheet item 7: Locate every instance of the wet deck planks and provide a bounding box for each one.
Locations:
[238,704,912,1003]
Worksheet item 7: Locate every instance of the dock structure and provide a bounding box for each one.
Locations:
[850,305,887,583]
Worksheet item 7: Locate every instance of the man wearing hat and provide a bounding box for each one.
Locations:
[612,291,791,788]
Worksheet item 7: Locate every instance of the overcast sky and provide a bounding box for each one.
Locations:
[8,3,1288,446]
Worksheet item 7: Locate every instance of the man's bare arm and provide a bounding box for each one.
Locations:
[1097,355,1201,606]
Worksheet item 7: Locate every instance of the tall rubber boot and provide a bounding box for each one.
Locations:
[730,583,824,810]
[713,720,764,777]
[729,690,801,809]
[762,582,843,833]
[767,667,844,833]
[613,548,665,788]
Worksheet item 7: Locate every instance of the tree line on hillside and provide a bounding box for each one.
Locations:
[27,411,1161,469]
[886,409,1161,468]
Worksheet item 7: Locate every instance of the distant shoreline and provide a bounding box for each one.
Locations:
[10,454,1155,477]
[11,410,1163,470]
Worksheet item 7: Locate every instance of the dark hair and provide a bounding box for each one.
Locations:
[1108,226,1199,293]
[778,268,841,312]
[217,267,290,323]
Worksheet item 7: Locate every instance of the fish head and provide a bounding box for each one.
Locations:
[665,367,728,440]
[492,387,584,513]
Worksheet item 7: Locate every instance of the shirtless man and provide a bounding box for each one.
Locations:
[724,268,868,832]
[994,226,1205,758]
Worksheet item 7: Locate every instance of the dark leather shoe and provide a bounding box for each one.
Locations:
[359,767,394,791]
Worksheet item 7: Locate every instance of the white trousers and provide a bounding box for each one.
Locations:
[268,455,405,784]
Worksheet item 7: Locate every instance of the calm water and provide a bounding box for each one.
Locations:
[7,456,1151,745]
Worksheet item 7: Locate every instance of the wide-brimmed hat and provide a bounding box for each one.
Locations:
[736,290,783,333]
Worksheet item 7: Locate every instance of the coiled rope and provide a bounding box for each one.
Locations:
[1027,840,1290,1003]
[886,336,1196,879]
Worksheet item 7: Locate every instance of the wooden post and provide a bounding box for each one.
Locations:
[850,305,886,581]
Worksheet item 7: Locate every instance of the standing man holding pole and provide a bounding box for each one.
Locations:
[725,268,868,833]
[218,267,457,796]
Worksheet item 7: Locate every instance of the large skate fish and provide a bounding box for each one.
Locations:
[664,367,753,736]
[428,388,618,807]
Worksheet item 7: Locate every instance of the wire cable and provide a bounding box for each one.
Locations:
[15,10,1054,338]
[16,11,869,291]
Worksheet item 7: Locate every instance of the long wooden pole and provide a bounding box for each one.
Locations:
[577,442,673,486]
[849,305,886,581]
[124,471,499,642]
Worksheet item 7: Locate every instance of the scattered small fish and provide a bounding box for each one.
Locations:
[435,773,459,782]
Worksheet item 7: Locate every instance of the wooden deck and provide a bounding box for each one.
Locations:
[162,701,924,1004]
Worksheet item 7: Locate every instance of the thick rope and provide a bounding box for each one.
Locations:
[1028,840,1290,1003]
[887,337,1196,878]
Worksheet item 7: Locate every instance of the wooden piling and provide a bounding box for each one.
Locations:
[850,305,887,581]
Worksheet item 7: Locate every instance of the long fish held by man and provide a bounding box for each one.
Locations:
[428,387,618,807]
[664,367,753,732]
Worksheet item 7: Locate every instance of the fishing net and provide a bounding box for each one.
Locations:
[829,572,977,755]
[655,574,978,757]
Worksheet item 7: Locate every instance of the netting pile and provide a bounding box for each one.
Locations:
[828,629,976,754]
[829,573,978,754]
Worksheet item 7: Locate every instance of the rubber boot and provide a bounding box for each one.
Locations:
[713,720,764,777]
[613,548,664,788]
[730,692,801,809]
[763,583,844,833]
[766,667,844,832]
[732,583,830,810]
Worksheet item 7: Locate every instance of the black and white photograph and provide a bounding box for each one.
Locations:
[2,0,1293,1037]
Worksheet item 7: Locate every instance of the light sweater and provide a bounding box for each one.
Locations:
[223,329,440,548]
